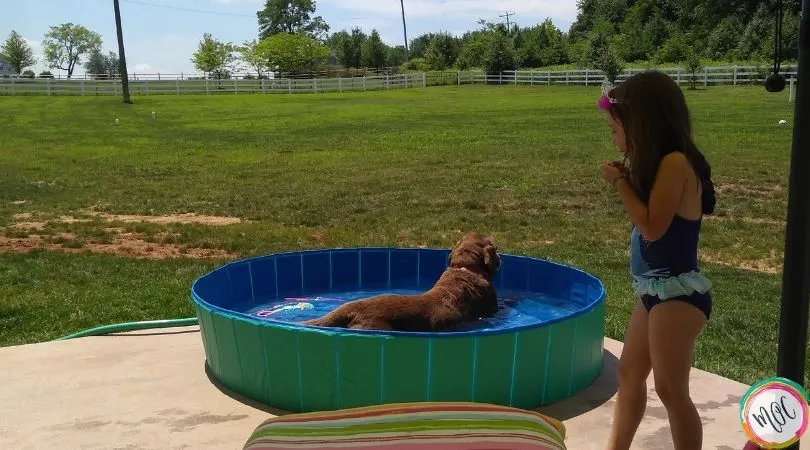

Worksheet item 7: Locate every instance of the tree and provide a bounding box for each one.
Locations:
[336,28,366,68]
[42,23,102,78]
[423,33,460,70]
[191,33,236,79]
[361,29,388,68]
[408,33,437,59]
[386,46,407,67]
[482,32,517,74]
[1,31,36,74]
[257,0,329,41]
[456,32,490,70]
[257,32,329,74]
[21,70,35,79]
[84,49,119,79]
[584,31,624,83]
[684,48,703,89]
[237,39,270,78]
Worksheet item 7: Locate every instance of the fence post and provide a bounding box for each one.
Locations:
[585,69,589,87]
[205,77,209,95]
[362,76,367,91]
[790,77,796,103]
[313,77,317,93]
[47,78,52,96]
[514,70,518,84]
[566,71,570,85]
[457,71,461,85]
[733,65,738,86]
[10,77,14,95]
[386,75,390,89]
[338,77,343,93]
[176,78,180,94]
[547,71,551,85]
[704,67,708,86]
[234,78,238,94]
[158,73,161,81]
[288,78,293,94]
[81,79,85,95]
[422,72,426,88]
[677,68,681,84]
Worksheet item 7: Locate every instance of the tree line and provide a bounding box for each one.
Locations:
[3,0,799,79]
[1,23,122,79]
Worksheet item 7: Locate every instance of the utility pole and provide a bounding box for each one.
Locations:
[400,0,409,60]
[113,0,132,104]
[499,11,515,33]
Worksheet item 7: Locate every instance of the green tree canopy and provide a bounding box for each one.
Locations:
[42,23,102,78]
[1,31,36,74]
[257,0,329,41]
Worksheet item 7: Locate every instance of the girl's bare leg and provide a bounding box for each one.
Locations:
[606,301,652,450]
[648,300,707,450]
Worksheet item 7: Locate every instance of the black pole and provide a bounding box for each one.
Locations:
[400,0,409,60]
[776,0,810,448]
[113,0,132,104]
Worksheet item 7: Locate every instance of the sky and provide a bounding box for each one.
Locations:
[3,0,579,76]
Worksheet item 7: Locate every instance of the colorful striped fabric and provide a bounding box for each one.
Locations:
[243,402,567,449]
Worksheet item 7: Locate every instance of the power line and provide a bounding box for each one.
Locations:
[120,0,256,18]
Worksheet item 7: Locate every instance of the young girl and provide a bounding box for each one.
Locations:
[597,71,716,450]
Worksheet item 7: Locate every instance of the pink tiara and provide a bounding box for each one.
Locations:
[597,80,618,110]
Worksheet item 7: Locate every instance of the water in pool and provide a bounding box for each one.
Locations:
[243,289,580,332]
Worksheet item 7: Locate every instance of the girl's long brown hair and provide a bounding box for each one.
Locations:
[607,71,716,215]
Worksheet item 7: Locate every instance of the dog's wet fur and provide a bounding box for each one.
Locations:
[301,232,501,332]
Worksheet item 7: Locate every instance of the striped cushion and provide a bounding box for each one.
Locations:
[243,402,566,449]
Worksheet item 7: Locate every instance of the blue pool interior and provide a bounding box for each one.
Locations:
[192,248,605,334]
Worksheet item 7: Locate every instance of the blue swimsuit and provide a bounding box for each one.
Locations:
[630,215,712,319]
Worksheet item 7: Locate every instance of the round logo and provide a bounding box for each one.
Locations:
[740,377,809,449]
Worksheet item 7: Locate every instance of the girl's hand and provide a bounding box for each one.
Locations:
[600,161,626,185]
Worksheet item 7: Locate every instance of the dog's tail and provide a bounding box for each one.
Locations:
[302,310,354,328]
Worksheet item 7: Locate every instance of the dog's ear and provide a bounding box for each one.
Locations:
[482,243,500,273]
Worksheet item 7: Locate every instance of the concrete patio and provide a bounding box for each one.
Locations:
[0,326,794,449]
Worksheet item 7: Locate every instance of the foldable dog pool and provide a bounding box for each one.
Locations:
[191,248,605,413]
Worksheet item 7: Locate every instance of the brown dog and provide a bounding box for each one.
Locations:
[301,232,501,332]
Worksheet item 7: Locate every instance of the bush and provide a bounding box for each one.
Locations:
[21,70,35,79]
[656,34,690,64]
[400,57,430,72]
[38,71,54,79]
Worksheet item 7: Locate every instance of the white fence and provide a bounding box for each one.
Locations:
[0,66,798,96]
[457,65,799,87]
[0,73,427,96]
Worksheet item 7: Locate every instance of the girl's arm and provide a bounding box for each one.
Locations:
[615,152,688,242]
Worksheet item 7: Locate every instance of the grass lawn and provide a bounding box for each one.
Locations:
[0,84,800,387]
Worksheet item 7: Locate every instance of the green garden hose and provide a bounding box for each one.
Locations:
[53,317,199,341]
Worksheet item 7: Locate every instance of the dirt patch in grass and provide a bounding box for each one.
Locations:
[90,212,242,226]
[0,231,235,260]
[716,183,784,198]
[702,250,782,274]
[1,212,240,259]
[704,215,785,226]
